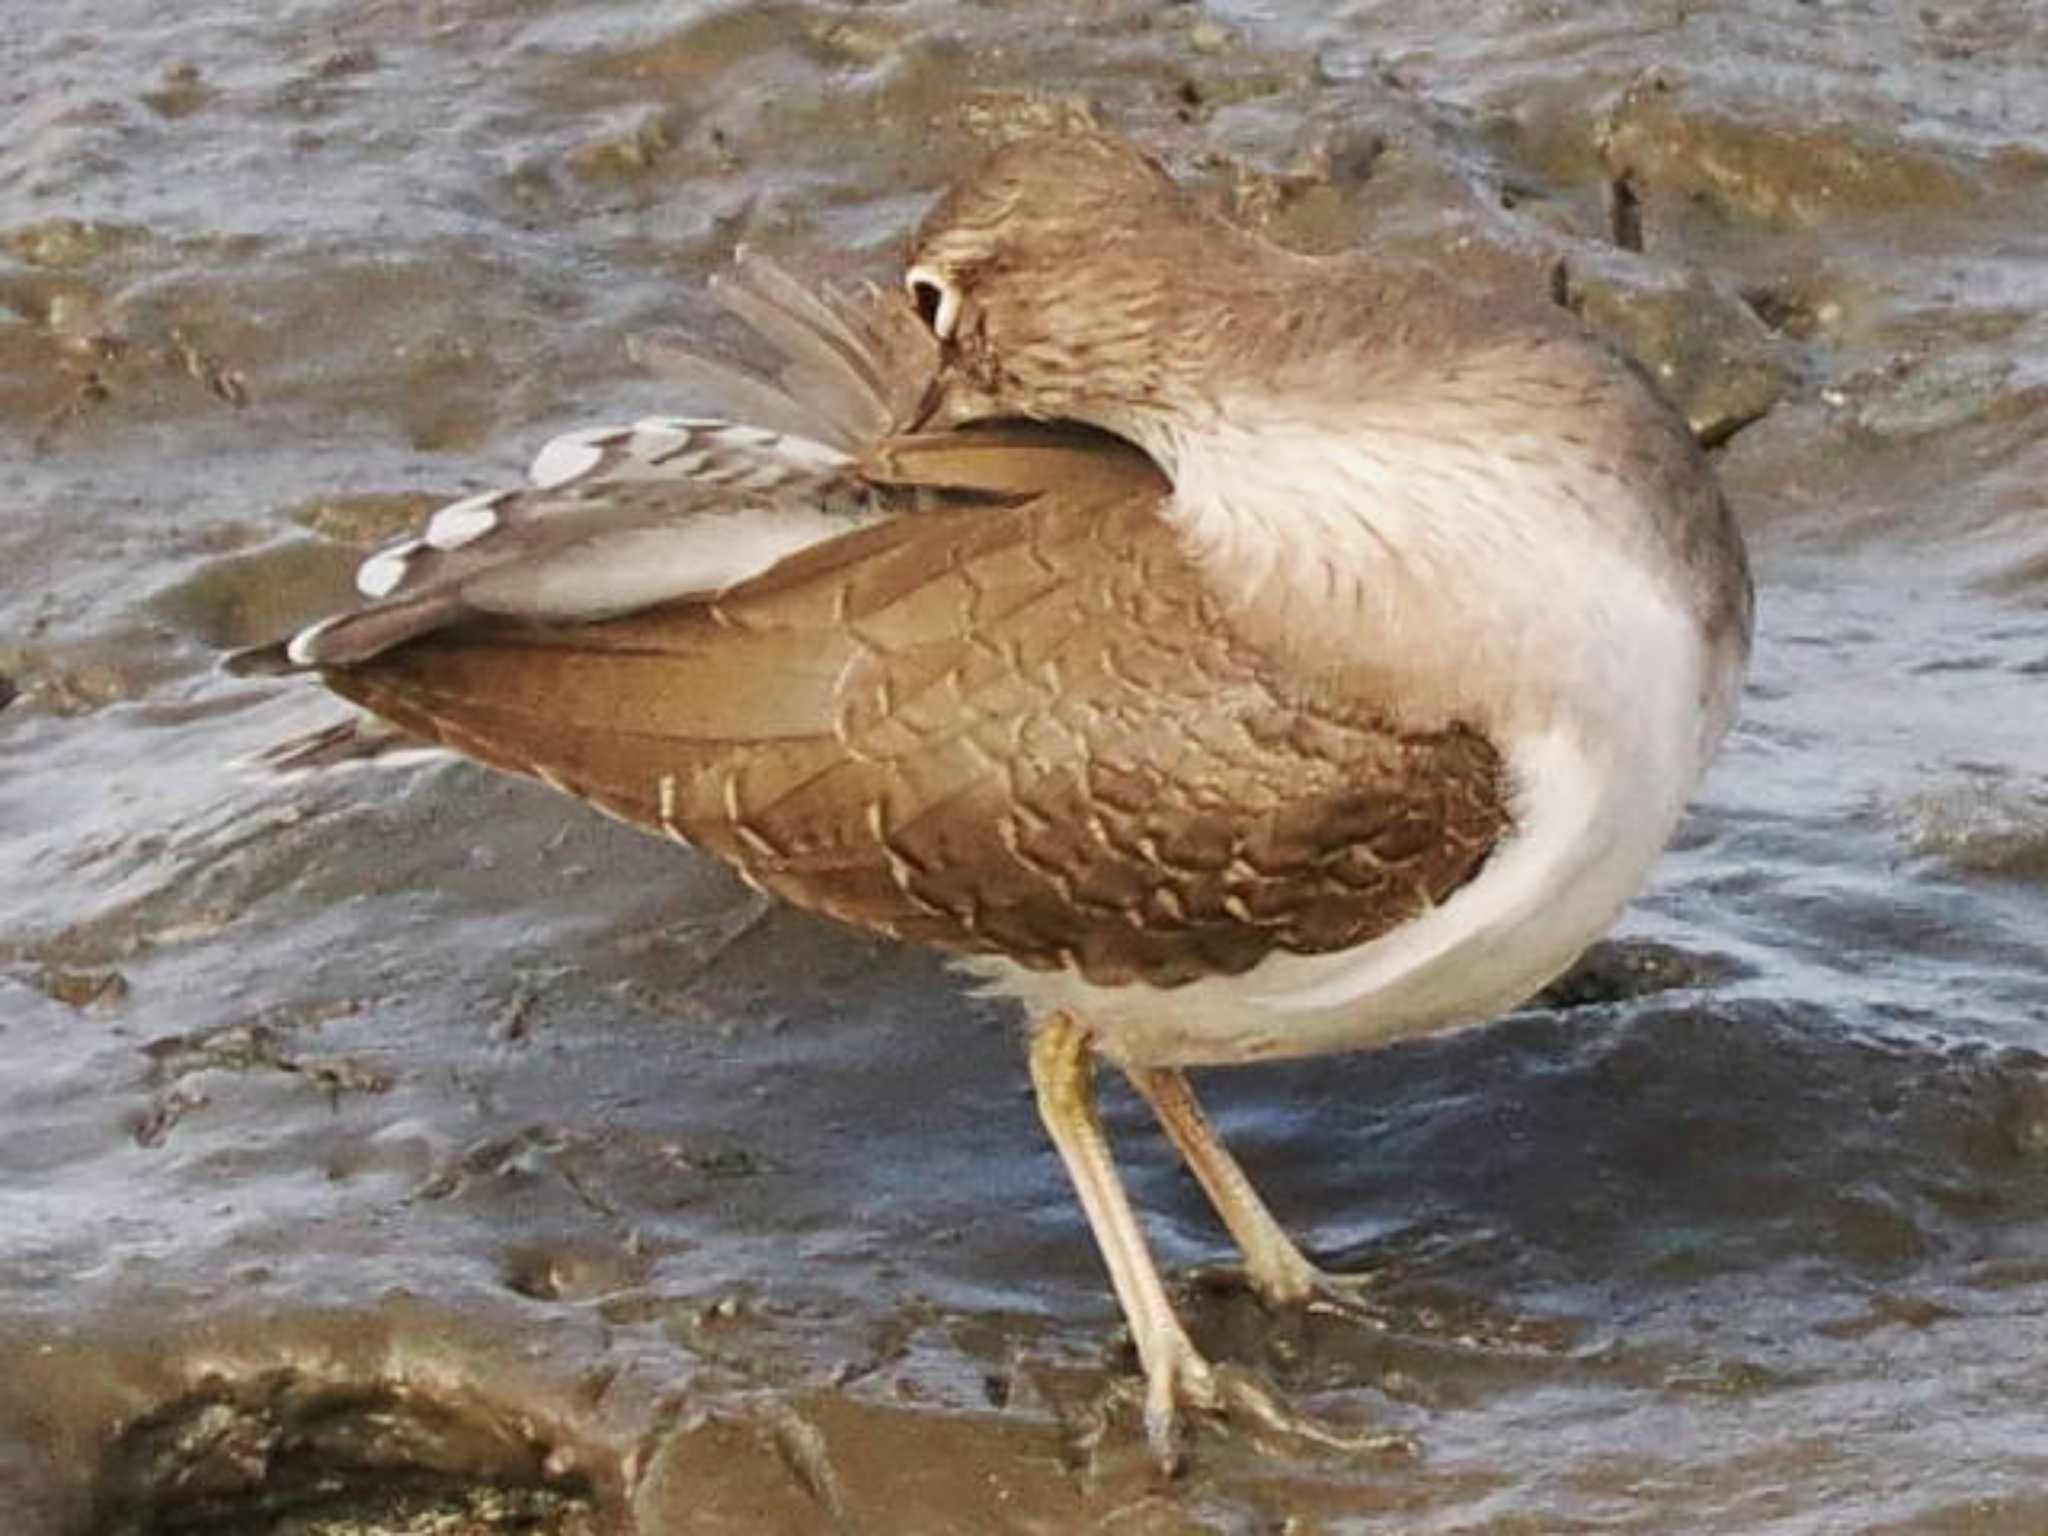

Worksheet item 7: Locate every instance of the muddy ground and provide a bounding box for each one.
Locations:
[6,2,2048,1531]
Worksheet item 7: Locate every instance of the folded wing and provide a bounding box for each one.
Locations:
[328,425,1509,987]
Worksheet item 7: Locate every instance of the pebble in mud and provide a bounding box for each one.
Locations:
[500,1241,650,1303]
[1535,938,1747,1010]
[34,967,131,1009]
[0,647,145,715]
[1894,780,2048,881]
[289,491,445,547]
[139,62,213,121]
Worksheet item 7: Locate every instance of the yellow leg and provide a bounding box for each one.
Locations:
[1031,1017,1401,1468]
[1029,1012,1218,1467]
[1125,1066,1382,1320]
[1124,1066,1324,1303]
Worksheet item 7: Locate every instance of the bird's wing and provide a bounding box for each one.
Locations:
[227,252,944,675]
[326,422,1509,988]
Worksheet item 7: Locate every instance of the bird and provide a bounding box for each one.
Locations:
[229,130,1752,1469]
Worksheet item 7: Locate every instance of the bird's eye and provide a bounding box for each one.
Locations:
[904,265,961,341]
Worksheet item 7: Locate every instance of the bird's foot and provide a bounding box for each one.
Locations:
[1190,1255,1397,1330]
[1294,1263,1400,1327]
[1127,1329,1412,1475]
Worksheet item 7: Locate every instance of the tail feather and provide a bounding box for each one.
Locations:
[222,592,465,674]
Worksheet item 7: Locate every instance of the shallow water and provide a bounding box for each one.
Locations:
[5,2,2048,1531]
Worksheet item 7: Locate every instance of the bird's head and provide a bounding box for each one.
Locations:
[903,133,1263,438]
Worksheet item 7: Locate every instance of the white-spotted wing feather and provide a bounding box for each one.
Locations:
[273,418,872,667]
[222,252,943,677]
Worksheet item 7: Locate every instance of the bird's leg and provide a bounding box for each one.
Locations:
[1124,1065,1383,1321]
[1029,1011,1221,1468]
[1030,1015,1394,1469]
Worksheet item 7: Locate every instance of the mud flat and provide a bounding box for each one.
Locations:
[6,2,2048,1530]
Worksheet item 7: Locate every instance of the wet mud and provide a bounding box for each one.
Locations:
[7,1,2048,1531]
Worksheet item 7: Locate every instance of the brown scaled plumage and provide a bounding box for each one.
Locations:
[330,428,1506,990]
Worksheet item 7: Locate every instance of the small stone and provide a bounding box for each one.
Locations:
[289,490,440,546]
[39,968,130,1009]
[141,62,212,119]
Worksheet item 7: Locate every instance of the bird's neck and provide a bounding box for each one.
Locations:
[1099,375,1737,777]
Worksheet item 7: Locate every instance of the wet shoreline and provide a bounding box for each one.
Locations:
[7,1,2048,1530]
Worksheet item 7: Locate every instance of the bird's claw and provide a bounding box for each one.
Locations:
[1296,1265,1399,1328]
[1131,1335,1412,1475]
[1187,1258,1397,1330]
